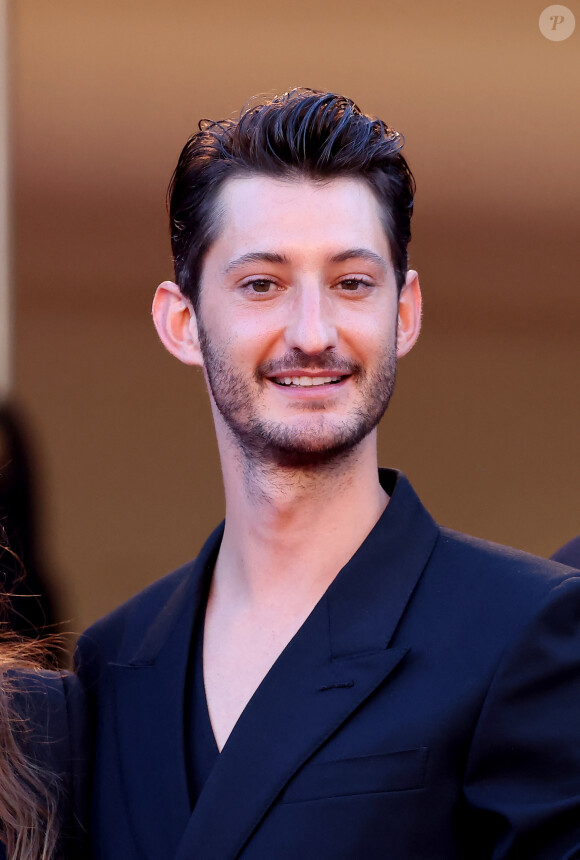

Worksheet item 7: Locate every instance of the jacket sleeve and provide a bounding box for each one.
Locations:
[463,574,580,859]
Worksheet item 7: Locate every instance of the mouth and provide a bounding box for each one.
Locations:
[270,375,347,388]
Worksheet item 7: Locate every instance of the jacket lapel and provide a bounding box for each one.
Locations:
[175,470,439,860]
[108,525,223,860]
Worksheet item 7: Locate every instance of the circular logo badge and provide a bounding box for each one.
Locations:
[539,5,576,40]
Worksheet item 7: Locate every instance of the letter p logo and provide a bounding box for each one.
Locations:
[539,5,576,40]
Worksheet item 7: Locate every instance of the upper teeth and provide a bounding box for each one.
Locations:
[275,376,342,386]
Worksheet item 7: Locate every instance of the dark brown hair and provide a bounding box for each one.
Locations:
[168,88,415,309]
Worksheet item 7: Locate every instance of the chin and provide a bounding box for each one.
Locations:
[237,419,376,469]
[266,445,359,471]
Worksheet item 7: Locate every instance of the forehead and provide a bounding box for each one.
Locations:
[209,174,391,265]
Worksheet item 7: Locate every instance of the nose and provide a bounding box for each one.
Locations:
[284,283,338,356]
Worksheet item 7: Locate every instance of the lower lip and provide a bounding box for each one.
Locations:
[267,378,350,397]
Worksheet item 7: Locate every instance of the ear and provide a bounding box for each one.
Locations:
[396,270,422,358]
[152,281,203,366]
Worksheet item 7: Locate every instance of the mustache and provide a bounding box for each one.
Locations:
[257,352,361,377]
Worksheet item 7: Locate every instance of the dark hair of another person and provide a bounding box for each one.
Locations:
[0,404,57,639]
[168,88,415,310]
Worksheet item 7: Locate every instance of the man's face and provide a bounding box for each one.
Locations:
[195,174,405,467]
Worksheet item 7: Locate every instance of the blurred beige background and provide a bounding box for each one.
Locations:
[8,0,580,632]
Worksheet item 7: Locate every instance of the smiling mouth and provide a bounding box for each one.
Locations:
[271,376,346,387]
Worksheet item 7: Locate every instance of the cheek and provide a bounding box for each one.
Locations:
[230,313,286,361]
[340,317,397,362]
[336,292,398,349]
[210,323,280,371]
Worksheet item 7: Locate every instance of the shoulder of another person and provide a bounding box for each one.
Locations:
[7,670,89,855]
[7,670,76,764]
[8,667,67,716]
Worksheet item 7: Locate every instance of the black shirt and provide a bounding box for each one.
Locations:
[185,608,220,809]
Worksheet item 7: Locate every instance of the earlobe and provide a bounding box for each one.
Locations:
[396,270,422,359]
[152,281,204,366]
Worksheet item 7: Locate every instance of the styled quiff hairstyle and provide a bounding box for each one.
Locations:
[168,88,415,309]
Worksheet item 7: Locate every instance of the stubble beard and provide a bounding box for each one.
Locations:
[197,319,397,470]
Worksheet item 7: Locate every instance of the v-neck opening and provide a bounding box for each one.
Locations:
[185,575,220,809]
[185,469,433,808]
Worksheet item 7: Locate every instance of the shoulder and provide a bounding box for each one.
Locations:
[81,558,196,645]
[436,526,575,584]
[437,525,576,571]
[74,555,202,684]
[75,521,224,693]
[551,533,580,567]
[426,526,580,632]
[85,559,194,633]
[387,470,577,616]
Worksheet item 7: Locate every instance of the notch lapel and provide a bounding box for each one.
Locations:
[175,470,439,860]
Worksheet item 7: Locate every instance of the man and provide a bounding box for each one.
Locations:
[77,89,580,859]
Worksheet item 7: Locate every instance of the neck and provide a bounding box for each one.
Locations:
[213,429,387,609]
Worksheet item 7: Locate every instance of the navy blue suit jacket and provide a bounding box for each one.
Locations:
[552,534,580,568]
[76,471,580,859]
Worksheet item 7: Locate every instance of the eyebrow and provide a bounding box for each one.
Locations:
[224,247,389,275]
[224,251,288,274]
[329,248,390,272]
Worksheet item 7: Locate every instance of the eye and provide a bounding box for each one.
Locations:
[244,278,277,294]
[336,277,373,292]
